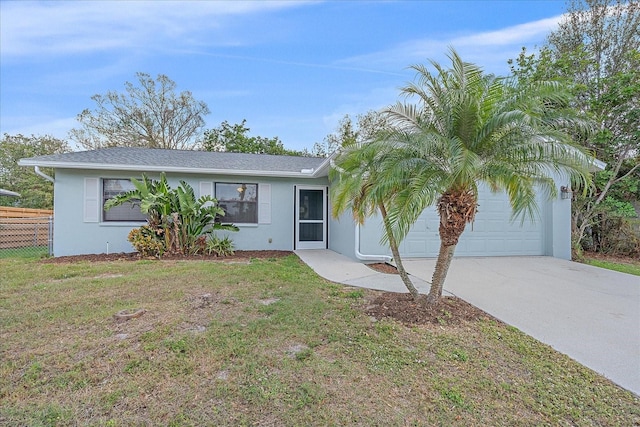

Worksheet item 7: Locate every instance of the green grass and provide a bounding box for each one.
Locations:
[1,255,638,426]
[0,246,49,259]
[584,258,640,276]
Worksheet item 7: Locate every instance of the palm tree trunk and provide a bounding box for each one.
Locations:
[426,190,476,305]
[379,203,420,299]
[427,243,456,304]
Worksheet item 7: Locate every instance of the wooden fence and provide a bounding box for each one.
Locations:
[0,207,53,251]
[0,207,53,218]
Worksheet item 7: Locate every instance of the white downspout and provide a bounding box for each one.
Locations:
[354,223,392,263]
[34,166,55,183]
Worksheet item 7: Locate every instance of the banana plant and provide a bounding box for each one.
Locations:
[175,180,238,253]
[105,173,238,255]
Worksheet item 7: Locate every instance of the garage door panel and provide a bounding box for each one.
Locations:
[400,186,545,258]
[480,199,505,213]
[404,240,428,256]
[482,219,505,232]
[463,239,487,253]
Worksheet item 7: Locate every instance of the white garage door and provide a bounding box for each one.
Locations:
[400,187,546,258]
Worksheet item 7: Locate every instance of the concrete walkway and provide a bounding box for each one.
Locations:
[295,250,640,396]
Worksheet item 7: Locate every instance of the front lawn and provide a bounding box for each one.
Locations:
[0,255,637,426]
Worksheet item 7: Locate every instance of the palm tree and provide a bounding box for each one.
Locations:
[331,139,420,299]
[376,48,594,304]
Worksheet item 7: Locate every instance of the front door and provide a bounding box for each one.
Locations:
[295,186,327,250]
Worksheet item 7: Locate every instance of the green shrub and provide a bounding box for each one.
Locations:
[128,226,165,257]
[206,235,235,256]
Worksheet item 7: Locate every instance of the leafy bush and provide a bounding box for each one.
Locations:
[206,235,235,257]
[128,227,165,257]
[598,217,640,257]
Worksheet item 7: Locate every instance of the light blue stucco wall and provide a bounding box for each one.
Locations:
[52,169,328,256]
[547,183,573,260]
[327,209,357,259]
[51,169,573,260]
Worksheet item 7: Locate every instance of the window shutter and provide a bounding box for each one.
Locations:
[258,183,271,224]
[84,178,100,223]
[199,182,213,198]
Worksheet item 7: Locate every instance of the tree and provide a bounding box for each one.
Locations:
[369,49,593,304]
[548,0,640,254]
[0,134,71,209]
[510,0,640,254]
[312,111,389,157]
[330,124,420,299]
[70,73,210,150]
[202,119,302,155]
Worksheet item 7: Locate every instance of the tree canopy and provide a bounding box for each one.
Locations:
[70,73,210,150]
[202,119,303,156]
[313,111,389,157]
[510,0,640,255]
[0,134,71,209]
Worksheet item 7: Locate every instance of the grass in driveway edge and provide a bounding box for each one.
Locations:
[583,257,640,276]
[0,255,638,426]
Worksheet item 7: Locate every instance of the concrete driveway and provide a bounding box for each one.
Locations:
[404,256,640,396]
[295,250,640,395]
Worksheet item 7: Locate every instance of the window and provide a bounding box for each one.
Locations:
[215,182,258,224]
[103,179,147,222]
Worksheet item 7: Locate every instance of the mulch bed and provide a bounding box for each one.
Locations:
[365,293,495,326]
[365,262,493,326]
[41,250,293,264]
[581,251,640,266]
[367,262,399,274]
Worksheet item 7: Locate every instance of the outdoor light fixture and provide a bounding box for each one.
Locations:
[560,186,571,200]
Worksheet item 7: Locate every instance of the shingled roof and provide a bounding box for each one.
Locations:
[19,147,332,178]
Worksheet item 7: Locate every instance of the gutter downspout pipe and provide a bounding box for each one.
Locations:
[34,166,55,183]
[354,223,392,263]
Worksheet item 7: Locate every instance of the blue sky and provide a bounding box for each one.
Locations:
[0,0,568,152]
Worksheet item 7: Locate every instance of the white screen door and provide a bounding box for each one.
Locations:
[295,186,327,249]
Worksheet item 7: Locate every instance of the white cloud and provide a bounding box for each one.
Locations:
[0,0,312,58]
[2,116,77,141]
[453,16,560,47]
[338,15,563,75]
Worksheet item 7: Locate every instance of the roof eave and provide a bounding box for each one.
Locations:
[17,159,322,179]
[311,152,337,178]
